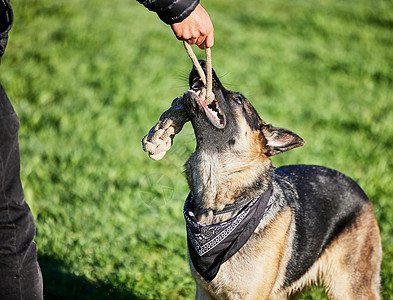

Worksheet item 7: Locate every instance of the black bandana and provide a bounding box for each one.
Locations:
[184,185,274,282]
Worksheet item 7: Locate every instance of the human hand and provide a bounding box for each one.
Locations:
[170,4,214,49]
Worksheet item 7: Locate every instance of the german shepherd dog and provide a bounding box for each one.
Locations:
[181,62,381,299]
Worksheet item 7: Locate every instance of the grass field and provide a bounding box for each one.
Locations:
[1,0,392,299]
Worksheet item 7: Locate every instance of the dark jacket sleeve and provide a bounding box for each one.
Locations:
[137,0,199,24]
[0,0,13,59]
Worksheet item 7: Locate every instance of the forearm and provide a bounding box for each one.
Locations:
[136,0,199,24]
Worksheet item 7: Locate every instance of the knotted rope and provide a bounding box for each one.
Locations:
[142,42,214,160]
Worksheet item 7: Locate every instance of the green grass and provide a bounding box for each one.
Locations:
[1,0,392,298]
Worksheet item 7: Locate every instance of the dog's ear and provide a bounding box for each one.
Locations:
[262,124,305,156]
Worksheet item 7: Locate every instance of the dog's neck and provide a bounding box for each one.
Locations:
[185,150,273,224]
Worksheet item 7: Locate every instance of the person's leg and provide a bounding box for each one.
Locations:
[1,2,43,298]
[0,83,43,300]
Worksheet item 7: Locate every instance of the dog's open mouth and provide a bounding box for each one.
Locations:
[185,79,226,129]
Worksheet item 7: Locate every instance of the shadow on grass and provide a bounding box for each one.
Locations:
[38,255,140,300]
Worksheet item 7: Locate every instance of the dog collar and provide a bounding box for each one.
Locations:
[184,185,274,282]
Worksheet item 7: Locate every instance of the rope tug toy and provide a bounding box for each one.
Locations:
[142,41,214,160]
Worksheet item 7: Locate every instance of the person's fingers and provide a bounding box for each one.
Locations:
[204,29,214,49]
[171,23,193,41]
[172,24,200,46]
[198,41,207,50]
[196,5,213,49]
[187,37,198,45]
[195,28,214,49]
[195,35,207,48]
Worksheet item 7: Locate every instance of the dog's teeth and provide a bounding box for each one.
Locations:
[210,109,219,121]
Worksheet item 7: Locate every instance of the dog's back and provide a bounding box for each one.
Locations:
[274,165,381,298]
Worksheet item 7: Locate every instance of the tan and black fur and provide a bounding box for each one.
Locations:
[181,62,381,299]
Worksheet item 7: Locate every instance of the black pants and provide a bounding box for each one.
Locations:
[0,84,43,299]
[1,1,44,299]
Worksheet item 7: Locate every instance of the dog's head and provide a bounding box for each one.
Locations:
[183,62,305,205]
[183,61,305,159]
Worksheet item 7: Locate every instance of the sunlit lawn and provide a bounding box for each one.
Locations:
[1,0,392,298]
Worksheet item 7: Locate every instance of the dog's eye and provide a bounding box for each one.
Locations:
[233,96,242,105]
